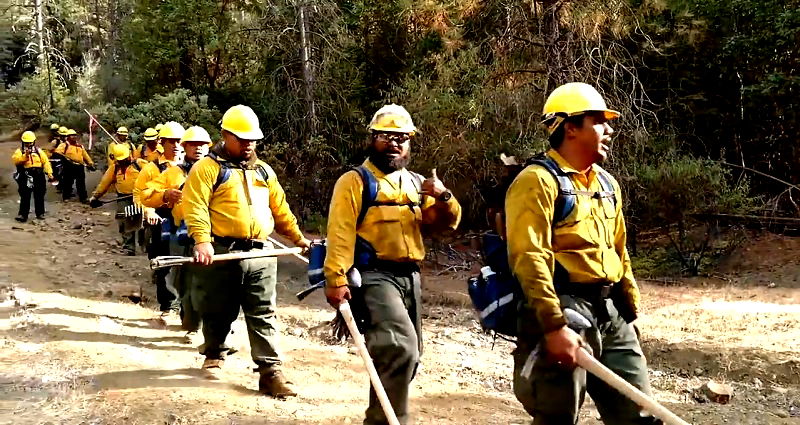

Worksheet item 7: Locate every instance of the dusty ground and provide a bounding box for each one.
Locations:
[0,134,798,424]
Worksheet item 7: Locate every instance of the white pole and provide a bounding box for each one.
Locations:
[150,247,304,269]
[338,301,401,425]
[576,348,691,425]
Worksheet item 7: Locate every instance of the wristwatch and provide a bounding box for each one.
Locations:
[438,190,453,202]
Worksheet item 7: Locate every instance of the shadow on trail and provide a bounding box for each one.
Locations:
[9,322,195,352]
[84,367,254,395]
[33,306,174,330]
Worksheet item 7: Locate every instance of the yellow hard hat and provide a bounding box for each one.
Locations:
[368,104,416,134]
[21,131,36,144]
[159,121,186,140]
[154,123,164,132]
[50,123,60,130]
[116,126,129,135]
[109,143,131,161]
[541,82,620,134]
[221,105,263,140]
[66,129,77,136]
[58,126,69,136]
[143,127,159,141]
[181,126,213,145]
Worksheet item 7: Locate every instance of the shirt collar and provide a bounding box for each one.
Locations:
[546,148,601,177]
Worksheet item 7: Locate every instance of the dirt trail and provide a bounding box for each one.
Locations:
[0,136,799,425]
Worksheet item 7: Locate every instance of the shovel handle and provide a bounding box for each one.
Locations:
[576,348,691,425]
[339,302,401,425]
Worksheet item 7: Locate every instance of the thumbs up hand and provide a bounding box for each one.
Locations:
[421,168,447,198]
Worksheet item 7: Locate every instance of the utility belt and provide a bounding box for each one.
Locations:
[555,281,615,300]
[361,259,420,276]
[554,280,637,324]
[213,235,270,251]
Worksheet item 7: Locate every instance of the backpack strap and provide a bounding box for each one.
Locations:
[207,152,272,193]
[595,171,617,208]
[355,165,379,226]
[529,158,576,224]
[208,152,232,192]
[408,171,424,202]
[35,148,46,165]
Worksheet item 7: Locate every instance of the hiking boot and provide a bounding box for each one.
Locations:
[35,214,45,220]
[14,215,27,223]
[159,310,181,327]
[182,331,200,345]
[258,368,297,398]
[123,249,136,256]
[202,358,224,369]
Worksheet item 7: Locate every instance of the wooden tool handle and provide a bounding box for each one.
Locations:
[576,348,691,425]
[339,302,401,425]
[150,247,304,269]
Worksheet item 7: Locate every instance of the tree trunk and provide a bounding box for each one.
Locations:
[34,0,45,69]
[298,0,317,143]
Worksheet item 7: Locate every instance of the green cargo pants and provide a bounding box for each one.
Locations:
[352,266,422,425]
[169,240,200,332]
[191,242,281,370]
[513,295,660,425]
[116,197,141,254]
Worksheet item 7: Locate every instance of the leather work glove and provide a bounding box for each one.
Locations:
[87,165,97,172]
[88,197,102,208]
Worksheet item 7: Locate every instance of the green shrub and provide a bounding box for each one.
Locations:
[0,71,69,129]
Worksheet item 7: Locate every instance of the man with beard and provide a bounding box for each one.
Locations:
[134,122,185,322]
[323,104,462,425]
[141,125,212,343]
[505,83,660,424]
[182,106,311,397]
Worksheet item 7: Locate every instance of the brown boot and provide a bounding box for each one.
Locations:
[258,368,297,398]
[202,358,224,369]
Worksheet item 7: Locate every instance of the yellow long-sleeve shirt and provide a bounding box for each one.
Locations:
[12,147,53,177]
[324,160,462,288]
[140,162,190,223]
[135,143,164,162]
[55,143,94,167]
[134,159,175,219]
[93,159,147,197]
[505,149,639,333]
[182,154,305,246]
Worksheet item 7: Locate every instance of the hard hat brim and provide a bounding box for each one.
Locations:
[143,136,158,141]
[369,126,416,134]
[223,127,264,141]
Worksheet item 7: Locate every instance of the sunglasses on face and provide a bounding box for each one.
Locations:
[374,132,411,146]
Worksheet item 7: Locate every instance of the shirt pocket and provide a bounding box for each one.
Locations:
[249,174,271,205]
[374,204,401,222]
[554,197,590,229]
[602,197,617,219]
